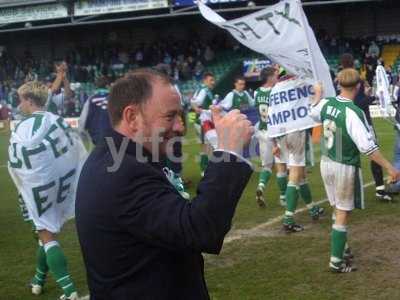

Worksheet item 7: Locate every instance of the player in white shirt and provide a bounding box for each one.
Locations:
[8,81,83,299]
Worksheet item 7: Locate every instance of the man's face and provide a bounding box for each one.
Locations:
[234,79,246,92]
[136,81,184,156]
[204,76,215,89]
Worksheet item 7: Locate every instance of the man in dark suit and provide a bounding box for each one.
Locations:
[75,68,254,300]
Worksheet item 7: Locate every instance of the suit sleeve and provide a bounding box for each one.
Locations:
[112,151,252,254]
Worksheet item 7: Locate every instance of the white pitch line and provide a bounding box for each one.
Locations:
[224,180,376,244]
[79,296,90,300]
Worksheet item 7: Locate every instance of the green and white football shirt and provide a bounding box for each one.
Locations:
[310,96,378,167]
[191,84,215,126]
[191,84,214,110]
[254,87,271,131]
[220,90,254,111]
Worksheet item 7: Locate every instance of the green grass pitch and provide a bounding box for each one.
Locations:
[1,119,399,300]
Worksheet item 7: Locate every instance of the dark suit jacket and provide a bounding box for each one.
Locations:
[75,129,253,300]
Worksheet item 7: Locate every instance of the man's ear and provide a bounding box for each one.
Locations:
[122,104,139,132]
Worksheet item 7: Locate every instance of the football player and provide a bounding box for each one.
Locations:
[271,74,324,233]
[220,75,254,112]
[253,67,288,208]
[8,81,86,299]
[191,72,217,176]
[310,69,400,273]
[46,61,73,116]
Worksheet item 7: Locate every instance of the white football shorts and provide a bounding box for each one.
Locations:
[320,156,364,211]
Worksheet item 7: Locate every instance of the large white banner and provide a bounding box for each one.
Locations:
[74,0,168,16]
[198,0,335,97]
[267,77,316,138]
[8,112,87,233]
[375,64,391,117]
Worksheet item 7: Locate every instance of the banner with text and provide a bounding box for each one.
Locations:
[243,58,272,80]
[267,77,317,138]
[0,3,68,24]
[175,0,246,6]
[8,112,87,233]
[198,0,335,97]
[74,0,168,16]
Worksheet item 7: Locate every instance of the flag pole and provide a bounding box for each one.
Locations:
[297,0,319,83]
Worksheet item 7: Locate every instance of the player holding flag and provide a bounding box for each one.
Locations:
[310,69,400,273]
[8,81,86,299]
[270,74,324,232]
[253,67,288,208]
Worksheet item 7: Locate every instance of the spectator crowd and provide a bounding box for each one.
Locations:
[0,35,224,119]
[1,32,400,120]
[317,32,400,85]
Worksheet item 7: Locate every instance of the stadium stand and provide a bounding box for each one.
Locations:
[0,0,399,120]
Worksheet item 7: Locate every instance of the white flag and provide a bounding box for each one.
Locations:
[198,0,335,97]
[8,112,87,233]
[267,77,317,138]
[375,64,391,117]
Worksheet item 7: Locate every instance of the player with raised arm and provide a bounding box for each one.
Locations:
[46,61,73,116]
[310,68,400,273]
[8,81,86,299]
[272,74,324,233]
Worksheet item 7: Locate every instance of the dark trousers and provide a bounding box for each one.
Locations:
[370,160,384,187]
[370,125,384,188]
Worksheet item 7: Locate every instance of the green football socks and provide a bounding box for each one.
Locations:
[283,183,299,225]
[330,224,347,264]
[44,241,77,297]
[299,181,320,215]
[258,169,272,188]
[299,182,312,205]
[276,172,288,197]
[32,241,48,287]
